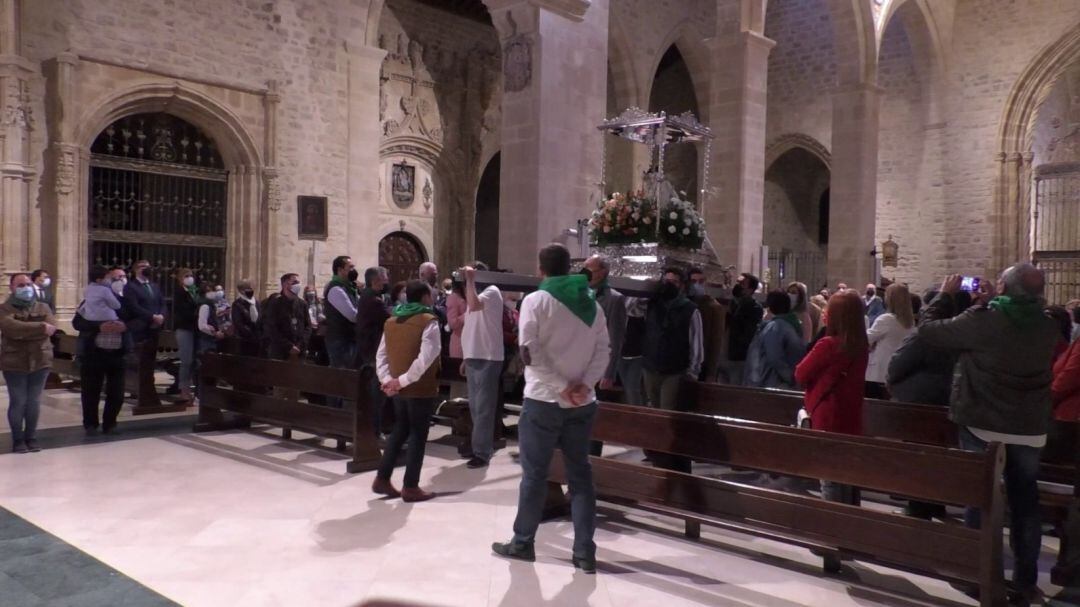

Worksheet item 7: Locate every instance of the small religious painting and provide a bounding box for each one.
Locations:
[392,162,415,208]
[297,195,328,240]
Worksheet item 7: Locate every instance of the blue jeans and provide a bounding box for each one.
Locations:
[466,358,502,461]
[511,399,598,559]
[324,337,357,409]
[4,369,49,443]
[616,357,645,406]
[175,329,196,392]
[959,427,1043,589]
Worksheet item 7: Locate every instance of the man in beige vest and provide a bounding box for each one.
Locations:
[372,280,442,503]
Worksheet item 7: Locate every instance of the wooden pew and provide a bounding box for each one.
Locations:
[195,353,381,473]
[128,330,188,414]
[547,402,1006,606]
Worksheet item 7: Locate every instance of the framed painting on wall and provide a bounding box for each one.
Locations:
[297,195,328,240]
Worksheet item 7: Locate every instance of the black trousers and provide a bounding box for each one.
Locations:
[81,350,127,430]
[376,397,435,488]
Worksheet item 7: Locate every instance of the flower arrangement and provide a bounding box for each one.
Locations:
[588,191,656,246]
[657,192,705,251]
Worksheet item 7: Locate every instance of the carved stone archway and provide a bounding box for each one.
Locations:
[47,71,272,318]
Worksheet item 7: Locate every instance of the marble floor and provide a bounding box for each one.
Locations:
[0,388,1075,606]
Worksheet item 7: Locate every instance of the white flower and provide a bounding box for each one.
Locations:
[682,228,690,235]
[668,225,677,234]
[683,217,691,225]
[669,212,678,220]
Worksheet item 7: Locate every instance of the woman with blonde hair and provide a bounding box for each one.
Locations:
[865,283,915,399]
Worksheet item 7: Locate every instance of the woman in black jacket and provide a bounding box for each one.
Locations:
[230,280,261,357]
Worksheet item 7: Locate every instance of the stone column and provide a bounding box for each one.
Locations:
[346,44,387,268]
[828,83,881,287]
[261,80,282,295]
[0,0,35,295]
[483,0,608,272]
[48,52,82,318]
[705,29,775,274]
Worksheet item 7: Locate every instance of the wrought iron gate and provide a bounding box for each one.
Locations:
[1033,163,1080,305]
[767,249,827,293]
[378,231,427,286]
[88,113,228,324]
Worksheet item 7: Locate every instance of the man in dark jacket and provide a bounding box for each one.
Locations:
[726,273,763,385]
[887,289,958,407]
[357,267,391,436]
[642,267,702,474]
[261,273,311,361]
[231,280,261,357]
[122,260,166,400]
[918,265,1060,602]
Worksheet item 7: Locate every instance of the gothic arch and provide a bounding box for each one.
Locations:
[765,0,877,85]
[374,217,434,267]
[644,22,711,121]
[69,81,267,300]
[765,133,832,171]
[74,82,261,169]
[992,23,1080,271]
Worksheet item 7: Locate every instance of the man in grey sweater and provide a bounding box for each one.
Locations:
[917,264,1059,602]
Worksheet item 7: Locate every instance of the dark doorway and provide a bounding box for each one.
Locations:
[474,153,500,268]
[818,188,830,245]
[378,231,427,286]
[648,45,699,201]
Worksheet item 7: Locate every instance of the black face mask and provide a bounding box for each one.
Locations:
[347,269,359,283]
[243,290,254,299]
[658,281,680,301]
[578,268,593,283]
[140,267,153,279]
[732,284,745,299]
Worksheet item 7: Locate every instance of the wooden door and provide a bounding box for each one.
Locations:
[378,231,426,286]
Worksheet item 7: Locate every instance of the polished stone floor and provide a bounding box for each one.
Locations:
[0,388,1075,606]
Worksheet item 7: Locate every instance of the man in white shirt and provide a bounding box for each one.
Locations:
[461,262,504,468]
[372,280,442,503]
[492,244,610,574]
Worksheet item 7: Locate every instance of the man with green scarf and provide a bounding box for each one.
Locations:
[918,264,1059,603]
[492,243,610,573]
[323,256,360,408]
[582,254,625,458]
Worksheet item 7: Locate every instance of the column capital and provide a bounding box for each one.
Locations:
[483,0,590,24]
[345,43,388,66]
[0,53,35,73]
[740,29,776,51]
[56,50,80,66]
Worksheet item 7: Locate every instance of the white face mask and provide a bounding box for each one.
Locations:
[111,278,127,294]
[289,283,303,297]
[789,293,800,308]
[183,276,195,287]
[40,278,51,288]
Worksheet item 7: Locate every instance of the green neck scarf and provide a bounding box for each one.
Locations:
[330,275,359,299]
[7,295,33,310]
[539,274,597,327]
[989,295,1044,327]
[392,302,432,319]
[185,285,199,300]
[776,312,802,334]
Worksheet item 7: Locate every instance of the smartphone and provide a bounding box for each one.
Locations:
[960,276,981,292]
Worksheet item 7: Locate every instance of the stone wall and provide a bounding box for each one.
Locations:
[941,0,1080,278]
[763,148,829,258]
[764,0,837,150]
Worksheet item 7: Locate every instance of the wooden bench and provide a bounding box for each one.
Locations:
[547,402,1006,606]
[195,353,381,473]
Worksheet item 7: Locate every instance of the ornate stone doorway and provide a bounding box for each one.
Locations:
[88,112,228,324]
[379,231,427,285]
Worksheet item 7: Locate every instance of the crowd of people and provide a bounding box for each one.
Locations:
[2,249,1080,593]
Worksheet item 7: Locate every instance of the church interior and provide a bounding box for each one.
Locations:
[2,0,1080,605]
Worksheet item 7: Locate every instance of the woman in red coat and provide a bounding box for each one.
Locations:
[1053,337,1080,422]
[795,290,869,505]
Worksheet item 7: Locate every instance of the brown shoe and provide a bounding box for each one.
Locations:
[371,477,401,498]
[401,487,435,503]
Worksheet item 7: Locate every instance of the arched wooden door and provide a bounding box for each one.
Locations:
[378,231,427,285]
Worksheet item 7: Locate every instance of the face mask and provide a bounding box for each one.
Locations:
[242,290,254,299]
[215,290,225,300]
[789,293,800,308]
[111,278,126,294]
[183,276,195,287]
[578,268,593,283]
[688,283,704,298]
[140,267,152,279]
[732,284,745,299]
[40,278,51,288]
[289,283,303,297]
[205,291,220,301]
[347,269,359,283]
[13,286,35,302]
[397,293,407,304]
